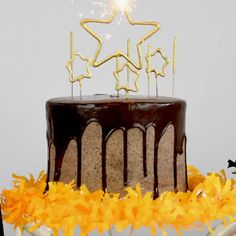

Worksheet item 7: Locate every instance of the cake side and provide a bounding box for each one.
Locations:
[46,95,187,197]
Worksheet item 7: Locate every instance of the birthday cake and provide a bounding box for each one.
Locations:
[1,1,236,236]
[46,96,187,197]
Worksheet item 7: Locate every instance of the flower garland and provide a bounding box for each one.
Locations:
[1,167,236,236]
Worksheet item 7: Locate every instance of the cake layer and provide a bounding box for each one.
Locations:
[46,95,187,198]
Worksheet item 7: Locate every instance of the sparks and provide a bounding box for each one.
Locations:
[112,0,135,12]
[114,0,129,11]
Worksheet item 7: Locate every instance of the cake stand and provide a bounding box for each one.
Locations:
[15,223,236,236]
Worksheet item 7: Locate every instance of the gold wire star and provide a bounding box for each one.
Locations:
[145,45,169,96]
[146,46,170,79]
[66,52,92,87]
[80,7,160,70]
[113,59,140,99]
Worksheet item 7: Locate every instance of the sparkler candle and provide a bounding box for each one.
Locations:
[80,8,160,70]
[146,45,169,97]
[67,0,171,98]
[114,0,129,11]
[65,31,92,99]
[113,38,140,99]
[78,1,163,98]
[146,44,152,97]
[127,38,131,88]
[112,0,136,12]
[70,31,74,98]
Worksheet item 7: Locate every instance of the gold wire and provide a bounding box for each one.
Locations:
[113,60,140,99]
[80,7,160,70]
[66,52,92,83]
[70,31,74,98]
[127,38,131,88]
[113,38,139,99]
[125,38,131,99]
[149,48,169,78]
[66,6,173,97]
[65,31,92,94]
[146,44,151,97]
[116,56,120,97]
[113,53,140,99]
[145,46,169,97]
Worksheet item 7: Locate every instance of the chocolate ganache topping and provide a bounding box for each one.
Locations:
[46,95,187,198]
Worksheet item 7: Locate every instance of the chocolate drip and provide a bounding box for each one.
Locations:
[142,131,147,177]
[154,127,159,198]
[46,95,186,197]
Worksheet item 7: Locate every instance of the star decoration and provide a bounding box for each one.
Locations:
[80,7,160,70]
[66,52,92,87]
[113,59,140,98]
[146,47,169,79]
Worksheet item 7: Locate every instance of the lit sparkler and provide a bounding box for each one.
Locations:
[112,0,136,12]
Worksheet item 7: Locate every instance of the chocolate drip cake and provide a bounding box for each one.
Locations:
[46,95,187,197]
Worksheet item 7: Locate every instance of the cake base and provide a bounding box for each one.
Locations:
[46,95,187,197]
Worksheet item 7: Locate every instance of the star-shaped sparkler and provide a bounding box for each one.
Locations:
[146,45,169,96]
[65,1,176,98]
[65,31,92,98]
[66,52,92,86]
[80,6,160,70]
[114,61,140,99]
[146,46,169,79]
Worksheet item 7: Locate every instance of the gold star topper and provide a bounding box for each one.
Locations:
[146,44,169,96]
[113,39,140,99]
[66,31,92,97]
[80,5,160,70]
[65,0,175,98]
[66,53,92,85]
[114,63,140,98]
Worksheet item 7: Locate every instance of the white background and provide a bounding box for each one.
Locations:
[1,0,236,235]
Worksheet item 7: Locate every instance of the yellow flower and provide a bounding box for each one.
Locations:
[1,167,236,236]
[1,171,46,230]
[187,166,205,191]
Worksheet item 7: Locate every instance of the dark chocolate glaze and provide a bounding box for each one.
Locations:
[46,95,187,198]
